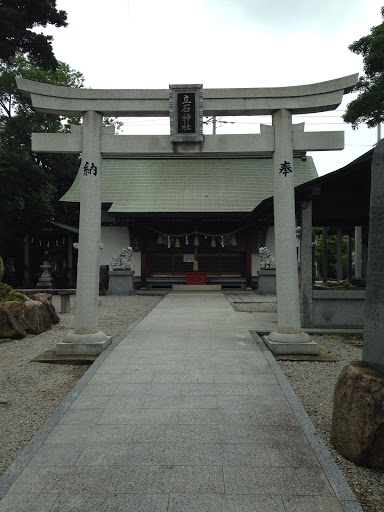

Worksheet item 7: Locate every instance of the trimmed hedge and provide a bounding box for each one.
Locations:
[0,282,26,303]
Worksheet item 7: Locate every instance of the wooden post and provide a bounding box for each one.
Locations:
[322,227,328,284]
[246,241,252,288]
[337,228,343,281]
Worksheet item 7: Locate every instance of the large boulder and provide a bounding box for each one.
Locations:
[331,361,384,469]
[16,300,52,334]
[2,300,24,317]
[27,293,60,324]
[0,304,26,338]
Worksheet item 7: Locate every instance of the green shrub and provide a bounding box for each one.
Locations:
[314,231,349,280]
[0,282,26,303]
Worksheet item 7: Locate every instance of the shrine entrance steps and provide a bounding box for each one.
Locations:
[172,284,221,291]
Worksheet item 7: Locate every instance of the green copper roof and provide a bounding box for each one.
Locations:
[61,157,318,213]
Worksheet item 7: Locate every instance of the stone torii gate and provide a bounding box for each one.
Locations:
[17,74,358,355]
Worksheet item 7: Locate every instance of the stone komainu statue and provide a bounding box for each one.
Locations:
[259,246,276,269]
[111,246,133,271]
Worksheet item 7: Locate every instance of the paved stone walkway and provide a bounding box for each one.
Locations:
[0,293,361,511]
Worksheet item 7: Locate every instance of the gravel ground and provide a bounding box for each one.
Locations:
[278,336,384,512]
[1,293,383,512]
[0,293,161,477]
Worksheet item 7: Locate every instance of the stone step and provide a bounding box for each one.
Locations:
[172,284,222,291]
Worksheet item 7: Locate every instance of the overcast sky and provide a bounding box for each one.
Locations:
[41,0,384,175]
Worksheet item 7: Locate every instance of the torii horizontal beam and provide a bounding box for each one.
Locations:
[31,124,344,156]
[16,74,358,117]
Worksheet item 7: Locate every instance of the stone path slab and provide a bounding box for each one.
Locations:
[227,294,277,304]
[0,292,362,512]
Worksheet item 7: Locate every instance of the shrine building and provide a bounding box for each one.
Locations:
[61,153,317,290]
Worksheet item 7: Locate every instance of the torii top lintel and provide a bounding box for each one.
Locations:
[16,74,358,117]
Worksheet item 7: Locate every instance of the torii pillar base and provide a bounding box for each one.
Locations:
[56,331,112,356]
[264,331,318,355]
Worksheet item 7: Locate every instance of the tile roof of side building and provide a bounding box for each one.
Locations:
[60,156,318,213]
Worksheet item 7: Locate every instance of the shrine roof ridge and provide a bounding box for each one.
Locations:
[60,156,318,213]
[16,74,358,117]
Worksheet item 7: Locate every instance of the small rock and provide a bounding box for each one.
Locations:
[0,304,26,338]
[16,300,52,334]
[27,293,60,324]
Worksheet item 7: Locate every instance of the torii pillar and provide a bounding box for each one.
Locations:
[57,111,111,354]
[264,109,316,353]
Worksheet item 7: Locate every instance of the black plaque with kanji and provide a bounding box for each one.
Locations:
[177,92,196,134]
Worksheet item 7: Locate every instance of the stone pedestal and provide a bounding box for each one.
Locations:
[56,331,111,356]
[108,270,135,295]
[257,269,276,295]
[263,332,318,355]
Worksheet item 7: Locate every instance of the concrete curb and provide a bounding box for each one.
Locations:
[251,332,364,512]
[0,296,163,500]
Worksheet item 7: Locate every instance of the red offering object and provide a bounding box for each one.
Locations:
[186,272,207,285]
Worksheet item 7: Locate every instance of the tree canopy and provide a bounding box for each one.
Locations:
[0,0,67,70]
[0,55,83,243]
[0,55,122,248]
[343,7,384,128]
